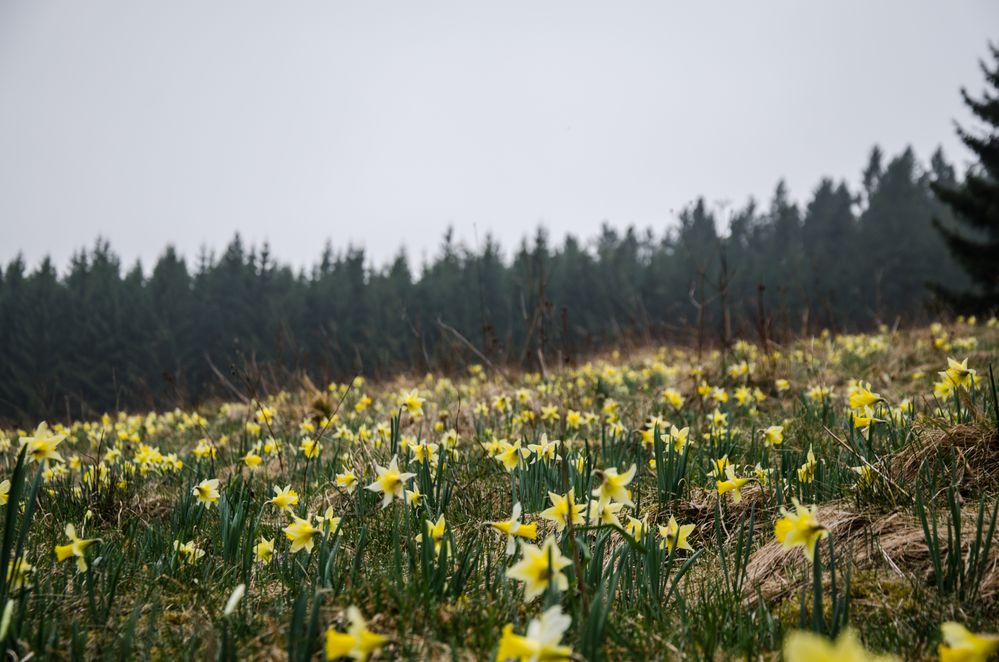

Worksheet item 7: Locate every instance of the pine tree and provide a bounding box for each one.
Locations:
[931,44,999,313]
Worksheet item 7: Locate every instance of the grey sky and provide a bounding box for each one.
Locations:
[0,1,996,274]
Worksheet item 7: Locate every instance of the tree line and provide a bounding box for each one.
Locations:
[0,145,976,423]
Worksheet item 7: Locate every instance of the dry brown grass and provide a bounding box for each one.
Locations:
[742,500,999,605]
[890,422,999,497]
[661,484,773,540]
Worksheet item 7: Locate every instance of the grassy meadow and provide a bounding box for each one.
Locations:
[1,318,998,660]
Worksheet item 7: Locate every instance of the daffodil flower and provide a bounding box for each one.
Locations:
[269,484,299,514]
[716,465,751,503]
[539,491,585,532]
[325,606,389,662]
[797,446,818,484]
[315,506,342,537]
[497,605,573,662]
[284,516,320,554]
[938,622,999,662]
[591,464,636,508]
[489,502,538,555]
[586,499,624,529]
[365,455,416,508]
[494,440,529,472]
[299,437,321,459]
[708,455,730,478]
[762,425,784,447]
[19,423,66,464]
[243,451,262,470]
[669,425,690,453]
[254,537,275,563]
[174,540,205,564]
[784,628,898,662]
[658,516,695,554]
[940,357,976,390]
[415,514,449,556]
[848,385,883,410]
[335,470,358,494]
[6,559,32,590]
[774,498,828,562]
[55,523,98,573]
[398,390,425,418]
[506,538,571,601]
[527,434,562,463]
[193,478,220,508]
[625,515,649,544]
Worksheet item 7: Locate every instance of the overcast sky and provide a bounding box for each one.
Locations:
[1,1,996,273]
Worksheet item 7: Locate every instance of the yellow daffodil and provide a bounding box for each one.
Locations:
[284,516,320,554]
[938,622,999,662]
[658,516,695,554]
[940,357,975,391]
[242,451,262,470]
[495,440,528,472]
[527,434,561,463]
[592,464,636,508]
[935,378,956,399]
[540,405,560,423]
[669,425,690,453]
[625,515,649,543]
[506,538,571,601]
[852,464,875,491]
[325,606,388,662]
[335,470,358,494]
[315,506,342,536]
[193,478,220,508]
[807,385,833,403]
[733,386,751,407]
[716,465,751,503]
[174,540,205,564]
[708,455,730,478]
[54,523,98,573]
[7,558,32,590]
[763,425,784,447]
[662,388,685,409]
[497,605,573,662]
[774,498,828,562]
[848,385,883,410]
[193,439,216,459]
[365,455,416,508]
[398,390,425,418]
[586,499,624,529]
[410,441,438,468]
[784,628,898,662]
[405,486,423,506]
[269,484,299,514]
[489,502,538,555]
[299,437,321,459]
[415,514,448,555]
[254,537,275,563]
[540,491,585,532]
[797,446,817,484]
[0,480,9,506]
[19,423,66,464]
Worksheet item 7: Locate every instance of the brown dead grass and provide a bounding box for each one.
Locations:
[891,423,999,496]
[743,500,999,605]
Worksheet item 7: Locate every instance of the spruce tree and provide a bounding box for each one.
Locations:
[931,44,999,313]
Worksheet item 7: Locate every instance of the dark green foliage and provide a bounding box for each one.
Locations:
[931,43,999,313]
[0,146,968,423]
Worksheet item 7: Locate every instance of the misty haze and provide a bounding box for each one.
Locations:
[1,3,998,661]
